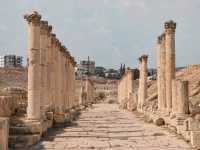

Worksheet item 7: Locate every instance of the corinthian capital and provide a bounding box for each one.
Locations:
[164,20,176,33]
[24,11,41,25]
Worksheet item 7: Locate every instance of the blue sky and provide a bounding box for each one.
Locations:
[0,0,200,69]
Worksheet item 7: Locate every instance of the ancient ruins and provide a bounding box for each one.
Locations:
[118,20,200,149]
[0,11,200,150]
[0,11,97,149]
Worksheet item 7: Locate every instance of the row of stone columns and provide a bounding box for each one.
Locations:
[24,11,76,121]
[156,21,176,113]
[156,20,189,116]
[118,69,134,109]
[137,55,148,110]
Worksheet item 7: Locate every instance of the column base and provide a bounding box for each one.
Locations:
[9,119,42,149]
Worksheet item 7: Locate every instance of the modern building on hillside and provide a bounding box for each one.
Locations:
[76,57,95,78]
[0,55,23,68]
[105,69,120,79]
[95,66,106,77]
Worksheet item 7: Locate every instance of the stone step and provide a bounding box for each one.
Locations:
[9,134,41,149]
[9,125,42,135]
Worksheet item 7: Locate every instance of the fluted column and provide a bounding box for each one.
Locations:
[65,52,70,110]
[160,34,166,111]
[40,21,48,109]
[54,39,60,113]
[61,46,66,111]
[57,42,63,113]
[72,58,76,106]
[47,25,52,109]
[69,59,73,108]
[157,33,166,112]
[157,35,162,110]
[138,55,148,110]
[24,11,41,120]
[176,80,189,115]
[165,20,176,113]
[51,34,56,111]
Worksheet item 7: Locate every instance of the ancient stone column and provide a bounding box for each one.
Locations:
[157,33,167,112]
[165,20,176,113]
[157,35,162,111]
[172,79,177,114]
[138,55,148,110]
[176,80,189,115]
[65,51,70,110]
[51,34,56,110]
[160,34,166,111]
[69,58,73,108]
[40,21,49,109]
[24,11,41,120]
[47,25,53,109]
[72,58,76,106]
[60,46,66,111]
[57,42,63,113]
[47,26,53,108]
[54,39,60,113]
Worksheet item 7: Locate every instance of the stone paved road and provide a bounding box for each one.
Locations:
[31,103,193,150]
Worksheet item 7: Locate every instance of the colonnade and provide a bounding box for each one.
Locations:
[24,11,76,122]
[118,69,134,109]
[156,20,189,116]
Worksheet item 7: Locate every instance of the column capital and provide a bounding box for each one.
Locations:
[48,25,52,32]
[65,50,70,57]
[51,33,56,44]
[55,39,60,47]
[61,45,66,53]
[47,25,52,35]
[24,11,41,25]
[164,20,176,33]
[157,35,162,44]
[40,21,49,34]
[139,54,148,62]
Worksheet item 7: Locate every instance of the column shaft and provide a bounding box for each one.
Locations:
[165,20,176,113]
[24,12,41,120]
[176,80,189,115]
[138,55,148,110]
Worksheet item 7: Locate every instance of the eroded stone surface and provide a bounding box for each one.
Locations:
[29,103,193,150]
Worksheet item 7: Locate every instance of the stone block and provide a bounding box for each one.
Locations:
[0,118,9,150]
[0,96,15,117]
[9,121,42,135]
[186,118,200,131]
[191,131,200,148]
[155,118,165,126]
[46,112,53,120]
[9,134,40,148]
[54,113,66,124]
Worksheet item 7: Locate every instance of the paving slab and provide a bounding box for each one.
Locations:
[29,103,193,150]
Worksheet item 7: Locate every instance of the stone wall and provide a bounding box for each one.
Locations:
[0,88,27,117]
[0,118,9,150]
[75,78,94,106]
[118,69,136,110]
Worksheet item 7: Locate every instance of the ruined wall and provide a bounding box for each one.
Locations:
[75,79,95,106]
[0,118,9,150]
[0,88,27,117]
[118,70,136,110]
